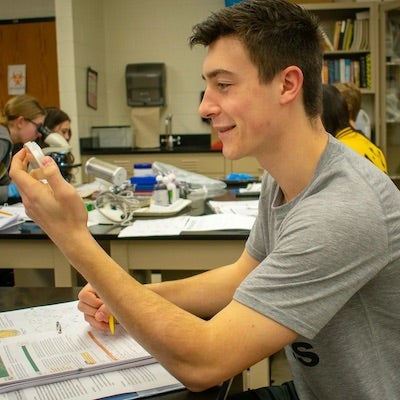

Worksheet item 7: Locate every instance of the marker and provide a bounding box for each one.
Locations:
[109,315,115,335]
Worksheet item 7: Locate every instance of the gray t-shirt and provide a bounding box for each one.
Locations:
[234,135,400,399]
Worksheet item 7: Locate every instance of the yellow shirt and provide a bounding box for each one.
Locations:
[336,127,388,173]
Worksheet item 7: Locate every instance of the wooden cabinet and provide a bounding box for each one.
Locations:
[81,152,268,183]
[379,1,400,177]
[303,2,380,146]
[228,157,264,180]
[0,19,59,108]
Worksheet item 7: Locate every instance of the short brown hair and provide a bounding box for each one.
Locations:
[189,0,324,119]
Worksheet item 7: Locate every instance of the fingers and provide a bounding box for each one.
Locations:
[83,314,111,332]
[78,285,113,330]
[40,156,67,188]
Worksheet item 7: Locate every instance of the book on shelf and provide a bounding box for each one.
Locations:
[354,11,370,51]
[343,18,354,51]
[320,27,334,51]
[0,301,184,399]
[359,53,372,89]
[337,19,347,50]
[323,58,362,88]
[333,20,342,50]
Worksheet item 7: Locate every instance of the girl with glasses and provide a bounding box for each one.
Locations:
[0,94,45,204]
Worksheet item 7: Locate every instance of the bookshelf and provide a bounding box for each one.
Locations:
[302,2,379,146]
[380,1,400,178]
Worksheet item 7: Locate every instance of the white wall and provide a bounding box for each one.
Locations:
[0,0,54,19]
[57,0,225,143]
[101,0,224,136]
[3,0,226,150]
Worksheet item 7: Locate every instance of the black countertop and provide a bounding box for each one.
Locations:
[80,134,221,155]
[0,195,252,241]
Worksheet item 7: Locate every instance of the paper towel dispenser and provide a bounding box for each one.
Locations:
[126,63,166,107]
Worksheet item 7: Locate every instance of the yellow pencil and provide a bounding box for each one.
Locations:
[109,315,115,335]
[0,210,13,217]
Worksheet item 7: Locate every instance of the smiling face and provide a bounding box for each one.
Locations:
[199,36,282,162]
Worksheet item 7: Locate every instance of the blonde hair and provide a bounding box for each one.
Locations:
[333,82,361,122]
[0,94,45,126]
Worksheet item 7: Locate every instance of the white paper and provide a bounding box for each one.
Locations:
[118,216,189,237]
[0,206,26,230]
[207,200,259,217]
[0,203,30,222]
[183,214,255,231]
[118,213,255,237]
[0,301,184,399]
[0,301,154,393]
[1,363,183,400]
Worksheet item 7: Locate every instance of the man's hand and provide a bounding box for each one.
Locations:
[9,149,88,245]
[78,283,114,332]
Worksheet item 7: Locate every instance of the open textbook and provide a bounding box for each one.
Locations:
[0,301,184,399]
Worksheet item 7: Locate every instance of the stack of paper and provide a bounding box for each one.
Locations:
[0,208,24,231]
[0,301,184,399]
[118,213,256,237]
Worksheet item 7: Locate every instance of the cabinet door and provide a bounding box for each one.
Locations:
[379,1,400,177]
[228,157,264,179]
[0,19,59,107]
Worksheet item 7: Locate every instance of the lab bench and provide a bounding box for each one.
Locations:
[1,222,248,287]
[80,135,263,181]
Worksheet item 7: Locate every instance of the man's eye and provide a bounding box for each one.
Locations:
[218,82,230,90]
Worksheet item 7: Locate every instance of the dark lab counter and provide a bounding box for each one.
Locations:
[81,146,222,155]
[80,134,221,155]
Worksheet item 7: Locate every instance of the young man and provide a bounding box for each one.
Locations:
[10,0,400,399]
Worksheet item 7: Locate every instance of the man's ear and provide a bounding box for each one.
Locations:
[279,66,303,105]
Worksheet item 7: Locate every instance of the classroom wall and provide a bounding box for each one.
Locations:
[58,0,225,143]
[101,0,224,136]
[2,0,226,159]
[0,0,54,19]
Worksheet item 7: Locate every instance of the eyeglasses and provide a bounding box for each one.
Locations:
[25,119,50,136]
[26,119,43,132]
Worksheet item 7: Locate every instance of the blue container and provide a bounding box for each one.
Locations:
[225,0,244,6]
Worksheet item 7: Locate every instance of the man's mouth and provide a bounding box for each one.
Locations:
[214,125,235,134]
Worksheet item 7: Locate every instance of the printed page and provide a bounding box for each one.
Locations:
[0,211,22,231]
[207,200,259,217]
[1,363,184,400]
[182,214,256,231]
[0,301,153,393]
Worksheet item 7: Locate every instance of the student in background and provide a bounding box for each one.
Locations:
[42,107,72,142]
[333,82,371,138]
[38,107,75,183]
[10,1,400,398]
[0,94,45,204]
[322,83,387,173]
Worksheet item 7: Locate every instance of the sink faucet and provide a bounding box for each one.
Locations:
[165,114,173,150]
[161,114,181,150]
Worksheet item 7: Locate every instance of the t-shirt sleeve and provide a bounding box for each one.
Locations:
[236,192,389,339]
